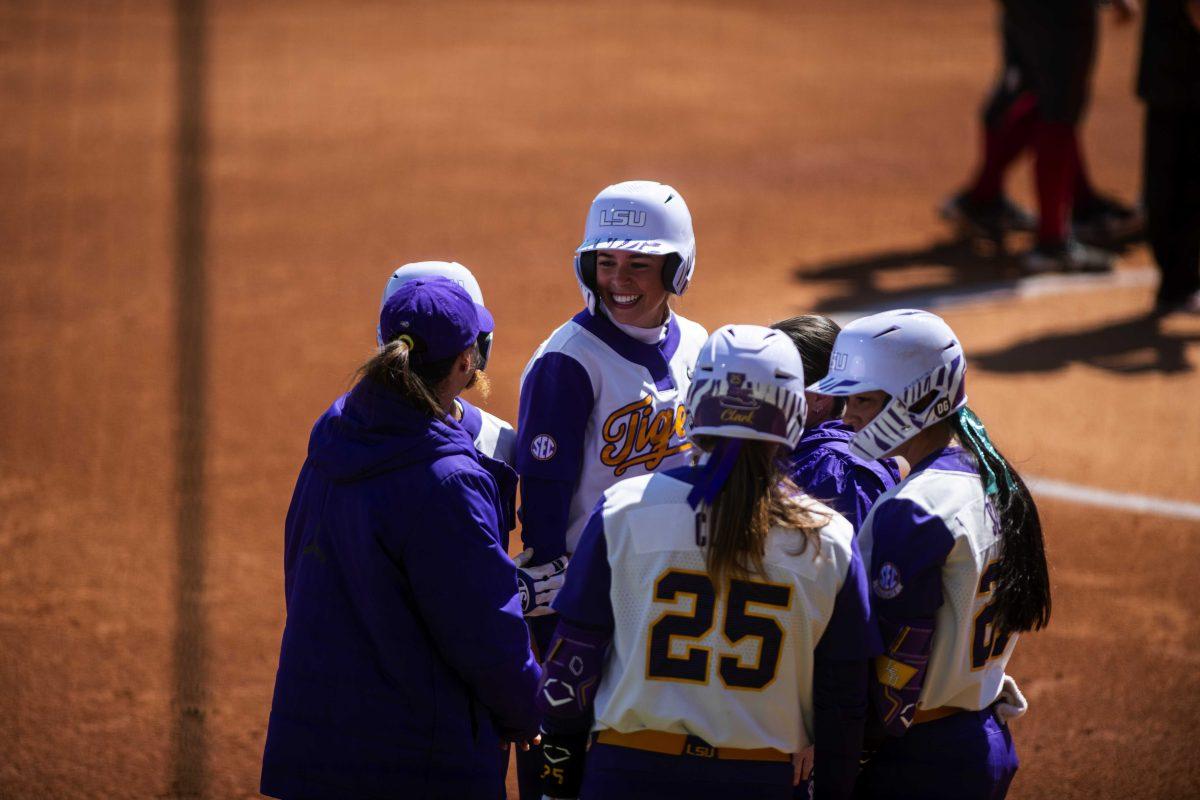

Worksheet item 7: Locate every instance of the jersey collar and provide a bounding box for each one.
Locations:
[572,308,682,391]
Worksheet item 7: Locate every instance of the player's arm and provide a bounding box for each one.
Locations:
[794,452,885,533]
[394,468,542,740]
[516,352,595,566]
[534,505,614,798]
[812,536,880,800]
[863,498,955,737]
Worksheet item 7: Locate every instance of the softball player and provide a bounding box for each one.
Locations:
[771,315,901,532]
[511,180,708,797]
[810,309,1051,800]
[533,325,878,800]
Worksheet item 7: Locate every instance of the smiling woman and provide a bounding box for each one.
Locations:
[594,250,670,329]
[509,180,710,799]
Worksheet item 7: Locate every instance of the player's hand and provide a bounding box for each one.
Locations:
[499,732,542,751]
[792,745,814,785]
[514,548,568,617]
[1188,0,1200,32]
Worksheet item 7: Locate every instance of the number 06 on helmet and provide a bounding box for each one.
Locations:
[684,324,808,449]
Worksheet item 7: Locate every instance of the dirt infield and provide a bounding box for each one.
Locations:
[2,1,1197,798]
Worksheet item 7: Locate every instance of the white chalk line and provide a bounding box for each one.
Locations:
[1025,476,1200,523]
[828,266,1158,326]
[826,264,1200,523]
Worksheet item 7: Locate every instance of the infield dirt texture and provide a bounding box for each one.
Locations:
[2,1,1198,798]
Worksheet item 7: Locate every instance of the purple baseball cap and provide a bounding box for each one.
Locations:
[379,277,495,364]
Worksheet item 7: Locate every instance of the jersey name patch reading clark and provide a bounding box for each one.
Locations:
[599,397,689,477]
[530,434,558,461]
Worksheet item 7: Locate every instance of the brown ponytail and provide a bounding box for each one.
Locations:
[356,337,475,417]
[696,438,829,584]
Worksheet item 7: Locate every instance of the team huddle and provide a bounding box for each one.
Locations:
[259,181,1052,800]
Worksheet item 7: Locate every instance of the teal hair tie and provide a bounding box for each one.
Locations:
[958,407,1017,498]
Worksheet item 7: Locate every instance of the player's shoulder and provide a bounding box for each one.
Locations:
[764,495,855,579]
[672,313,709,347]
[595,469,696,546]
[603,468,692,511]
[524,312,615,375]
[891,450,984,515]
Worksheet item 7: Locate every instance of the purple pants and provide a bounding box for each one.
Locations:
[854,708,1018,800]
[579,742,794,800]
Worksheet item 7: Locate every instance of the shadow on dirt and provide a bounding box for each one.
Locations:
[793,234,1194,375]
[972,313,1199,375]
[793,236,1025,314]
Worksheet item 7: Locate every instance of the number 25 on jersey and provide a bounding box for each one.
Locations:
[646,568,791,690]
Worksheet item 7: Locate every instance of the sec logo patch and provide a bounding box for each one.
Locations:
[530,434,557,461]
[872,562,904,599]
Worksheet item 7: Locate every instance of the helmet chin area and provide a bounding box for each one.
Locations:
[848,394,919,461]
[848,374,967,461]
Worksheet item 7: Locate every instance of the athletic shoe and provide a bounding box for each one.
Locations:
[1072,194,1144,247]
[1022,238,1115,274]
[1153,290,1200,317]
[939,191,1037,239]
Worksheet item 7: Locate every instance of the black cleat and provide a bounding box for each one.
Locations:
[1022,238,1115,274]
[1072,194,1144,247]
[940,191,1037,240]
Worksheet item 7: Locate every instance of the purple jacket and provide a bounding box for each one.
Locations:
[261,379,541,799]
[788,420,901,532]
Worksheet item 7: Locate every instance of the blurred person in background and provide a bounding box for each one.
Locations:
[941,0,1142,272]
[1140,0,1200,315]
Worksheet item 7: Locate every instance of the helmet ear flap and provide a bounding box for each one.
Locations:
[578,251,598,292]
[661,253,682,293]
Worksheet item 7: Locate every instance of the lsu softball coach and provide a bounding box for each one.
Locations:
[260,277,541,799]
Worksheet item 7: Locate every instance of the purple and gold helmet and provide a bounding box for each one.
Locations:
[685,324,807,449]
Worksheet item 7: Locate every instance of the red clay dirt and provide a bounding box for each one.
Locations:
[2,1,1197,798]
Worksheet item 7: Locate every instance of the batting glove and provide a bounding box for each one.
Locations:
[994,674,1028,722]
[514,548,568,617]
[538,729,587,799]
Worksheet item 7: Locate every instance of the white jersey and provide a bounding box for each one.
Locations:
[586,470,862,752]
[858,447,1014,712]
[458,398,516,466]
[516,310,707,555]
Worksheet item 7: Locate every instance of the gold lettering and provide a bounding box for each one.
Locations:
[719,408,756,424]
[600,397,652,468]
[600,398,692,476]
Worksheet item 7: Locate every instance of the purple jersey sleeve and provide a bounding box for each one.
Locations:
[516,352,594,564]
[538,505,613,738]
[865,497,955,736]
[867,497,955,618]
[550,503,614,632]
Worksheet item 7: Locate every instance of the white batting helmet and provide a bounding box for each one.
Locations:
[809,309,967,460]
[686,325,808,449]
[574,180,696,314]
[377,261,493,367]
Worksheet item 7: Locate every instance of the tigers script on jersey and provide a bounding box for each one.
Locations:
[517,310,707,554]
